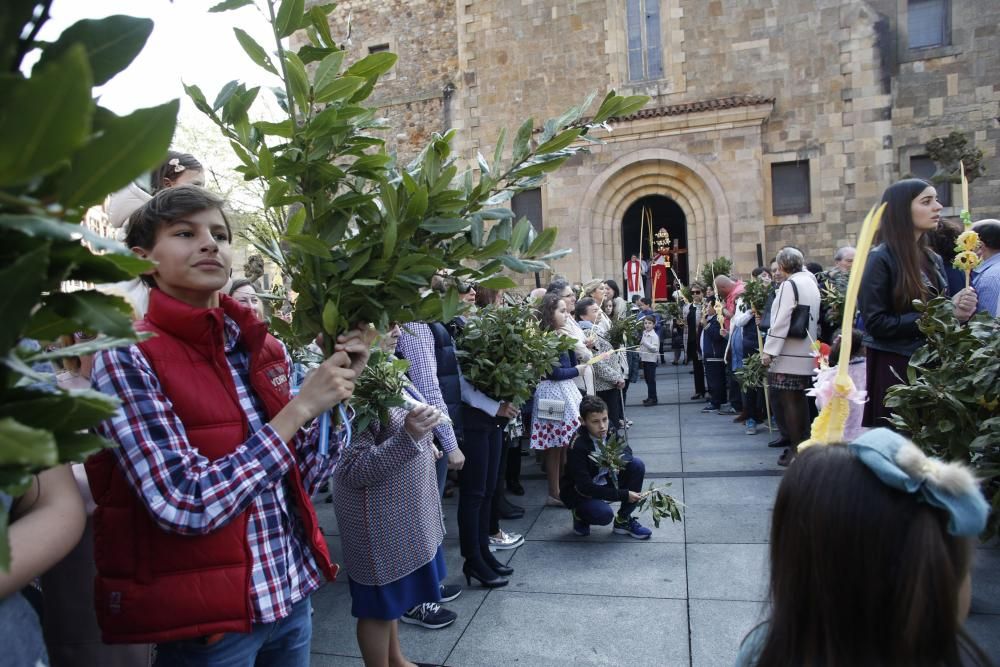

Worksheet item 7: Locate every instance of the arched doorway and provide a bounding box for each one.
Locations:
[621,195,690,287]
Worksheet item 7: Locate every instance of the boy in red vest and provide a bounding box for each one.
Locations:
[88,185,369,665]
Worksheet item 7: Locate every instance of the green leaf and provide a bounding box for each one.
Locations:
[0,45,92,185]
[315,75,366,104]
[209,0,255,10]
[36,15,153,86]
[276,0,306,38]
[420,218,470,234]
[0,243,49,353]
[345,52,398,79]
[351,279,384,287]
[322,299,340,334]
[56,432,115,463]
[510,218,532,252]
[212,79,241,111]
[0,388,119,433]
[60,100,179,208]
[53,246,153,285]
[512,118,533,163]
[22,336,147,363]
[441,288,459,323]
[285,234,332,258]
[253,120,294,138]
[313,50,346,93]
[0,418,58,468]
[525,227,558,257]
[309,6,337,48]
[284,52,310,111]
[0,214,133,255]
[26,290,136,340]
[476,275,518,290]
[535,128,582,154]
[233,28,279,75]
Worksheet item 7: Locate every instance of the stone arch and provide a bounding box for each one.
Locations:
[577,148,731,281]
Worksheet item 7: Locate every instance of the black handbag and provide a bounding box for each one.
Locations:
[786,279,812,339]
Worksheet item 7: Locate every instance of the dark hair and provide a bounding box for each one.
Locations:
[755,444,990,667]
[605,279,622,300]
[579,394,608,420]
[829,328,864,362]
[751,266,770,279]
[805,261,823,275]
[150,151,203,193]
[475,286,500,308]
[574,296,597,320]
[547,278,570,294]
[975,220,1000,251]
[638,296,651,307]
[877,179,936,312]
[537,293,564,331]
[643,315,655,324]
[126,185,230,249]
[229,278,260,296]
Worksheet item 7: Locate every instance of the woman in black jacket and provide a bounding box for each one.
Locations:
[859,179,978,427]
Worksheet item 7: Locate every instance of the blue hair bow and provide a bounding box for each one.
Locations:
[848,428,989,537]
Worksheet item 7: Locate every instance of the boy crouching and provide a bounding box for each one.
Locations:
[559,396,651,540]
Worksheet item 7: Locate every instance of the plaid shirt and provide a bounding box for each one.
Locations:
[92,316,341,624]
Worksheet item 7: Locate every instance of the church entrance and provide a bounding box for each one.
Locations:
[621,195,689,290]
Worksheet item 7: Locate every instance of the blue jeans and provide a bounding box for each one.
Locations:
[153,597,312,667]
[574,457,646,524]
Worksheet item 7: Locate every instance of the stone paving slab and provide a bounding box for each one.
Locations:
[445,592,690,667]
[686,543,769,602]
[506,540,687,598]
[689,599,766,667]
[525,487,685,544]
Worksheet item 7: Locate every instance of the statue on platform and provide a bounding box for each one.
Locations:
[623,253,647,302]
[650,228,671,301]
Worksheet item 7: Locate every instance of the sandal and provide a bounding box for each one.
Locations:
[545,496,565,508]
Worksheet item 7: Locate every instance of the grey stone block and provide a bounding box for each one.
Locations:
[689,599,768,667]
[970,546,1000,614]
[687,543,770,602]
[446,592,689,666]
[684,504,773,544]
[683,476,781,506]
[310,653,365,666]
[964,613,1000,660]
[525,490,685,544]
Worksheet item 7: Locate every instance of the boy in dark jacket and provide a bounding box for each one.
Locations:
[559,396,651,539]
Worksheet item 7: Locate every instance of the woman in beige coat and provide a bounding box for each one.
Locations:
[761,247,820,466]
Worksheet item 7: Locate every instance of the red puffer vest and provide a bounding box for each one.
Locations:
[86,289,337,644]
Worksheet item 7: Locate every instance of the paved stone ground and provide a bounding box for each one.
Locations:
[311,363,1000,666]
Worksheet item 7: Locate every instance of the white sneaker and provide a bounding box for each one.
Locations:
[488,529,524,550]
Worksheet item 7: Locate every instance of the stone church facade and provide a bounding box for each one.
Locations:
[317,0,999,283]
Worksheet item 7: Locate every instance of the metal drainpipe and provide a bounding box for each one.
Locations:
[442,81,456,132]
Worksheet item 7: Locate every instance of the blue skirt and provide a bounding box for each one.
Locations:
[348,547,447,620]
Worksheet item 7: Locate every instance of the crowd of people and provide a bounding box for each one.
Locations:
[2,149,996,667]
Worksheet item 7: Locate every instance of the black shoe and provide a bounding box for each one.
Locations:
[777,447,794,467]
[401,602,458,629]
[496,498,525,520]
[507,480,525,496]
[690,393,704,400]
[483,552,514,576]
[463,561,508,588]
[768,438,791,448]
[439,583,462,603]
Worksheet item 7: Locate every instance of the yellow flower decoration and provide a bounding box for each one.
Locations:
[955,230,980,253]
[953,250,981,272]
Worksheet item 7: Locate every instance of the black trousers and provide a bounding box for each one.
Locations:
[704,359,727,408]
[642,361,658,401]
[459,407,503,568]
[688,342,705,395]
[489,431,513,535]
[597,388,625,428]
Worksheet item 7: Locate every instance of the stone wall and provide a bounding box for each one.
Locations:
[314,0,1000,282]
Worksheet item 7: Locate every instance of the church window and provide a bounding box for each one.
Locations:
[512,188,543,232]
[907,0,949,49]
[909,155,951,207]
[626,0,664,82]
[771,161,811,216]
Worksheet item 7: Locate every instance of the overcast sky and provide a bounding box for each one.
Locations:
[42,0,277,116]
